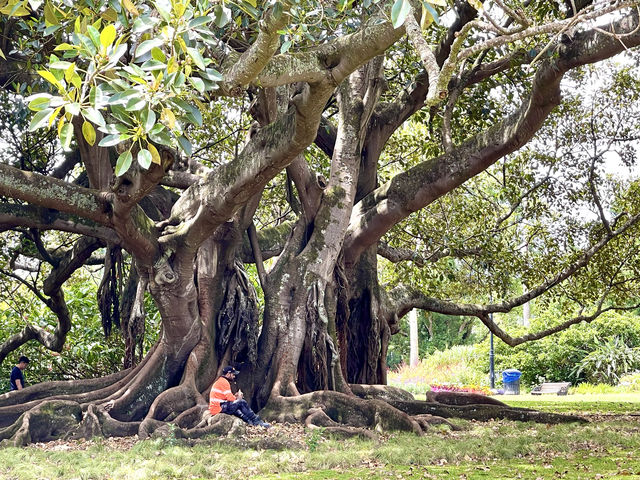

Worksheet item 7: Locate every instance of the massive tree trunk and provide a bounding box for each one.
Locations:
[0,1,638,446]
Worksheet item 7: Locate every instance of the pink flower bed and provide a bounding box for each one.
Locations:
[429,384,490,395]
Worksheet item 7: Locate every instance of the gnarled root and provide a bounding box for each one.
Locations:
[80,404,140,439]
[411,414,461,432]
[350,384,415,402]
[139,411,246,440]
[261,390,423,435]
[426,390,508,406]
[305,407,378,440]
[389,400,588,424]
[0,400,82,446]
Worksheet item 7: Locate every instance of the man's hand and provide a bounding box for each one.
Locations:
[236,389,243,400]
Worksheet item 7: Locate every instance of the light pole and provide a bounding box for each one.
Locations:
[489,312,495,389]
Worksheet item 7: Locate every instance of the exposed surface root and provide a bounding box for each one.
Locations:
[426,391,508,406]
[411,414,461,431]
[0,370,129,408]
[260,391,422,435]
[389,400,588,424]
[350,384,415,402]
[138,412,246,440]
[0,400,83,447]
[304,407,378,440]
[80,404,140,438]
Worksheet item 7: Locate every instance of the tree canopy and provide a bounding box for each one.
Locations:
[1,0,640,444]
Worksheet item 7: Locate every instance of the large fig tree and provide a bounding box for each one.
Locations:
[1,0,640,443]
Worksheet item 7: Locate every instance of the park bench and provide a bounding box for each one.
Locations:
[531,382,571,395]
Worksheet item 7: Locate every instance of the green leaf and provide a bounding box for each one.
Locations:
[29,108,55,131]
[141,108,156,133]
[186,47,206,70]
[154,0,172,22]
[391,0,411,29]
[177,135,192,156]
[37,69,61,87]
[133,15,157,33]
[54,43,75,51]
[126,97,146,111]
[98,133,128,147]
[137,148,152,169]
[59,122,73,149]
[141,59,166,71]
[44,2,58,25]
[100,24,117,49]
[149,128,173,147]
[213,4,231,27]
[188,76,205,93]
[82,120,96,146]
[86,25,101,48]
[115,150,133,176]
[27,94,52,111]
[135,39,164,59]
[423,2,440,25]
[65,102,81,116]
[280,40,292,54]
[188,15,212,29]
[150,46,166,63]
[49,61,73,70]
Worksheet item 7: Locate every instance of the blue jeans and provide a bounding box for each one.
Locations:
[220,399,260,425]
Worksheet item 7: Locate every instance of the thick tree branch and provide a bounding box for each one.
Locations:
[0,203,120,244]
[258,17,404,88]
[344,11,640,266]
[0,164,112,226]
[387,210,640,344]
[220,8,289,95]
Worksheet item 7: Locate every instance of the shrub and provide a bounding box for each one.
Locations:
[477,311,640,386]
[388,345,488,394]
[572,337,640,385]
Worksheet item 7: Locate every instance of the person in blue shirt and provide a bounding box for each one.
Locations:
[10,356,29,391]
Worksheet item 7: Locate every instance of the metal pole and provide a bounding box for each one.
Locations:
[489,313,495,389]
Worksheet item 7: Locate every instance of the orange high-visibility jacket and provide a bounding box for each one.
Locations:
[209,376,236,415]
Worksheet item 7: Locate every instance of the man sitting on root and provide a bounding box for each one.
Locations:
[209,366,271,428]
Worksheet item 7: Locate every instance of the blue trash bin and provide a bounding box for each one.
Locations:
[502,369,522,395]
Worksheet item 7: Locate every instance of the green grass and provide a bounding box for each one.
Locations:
[2,396,640,480]
[497,392,640,414]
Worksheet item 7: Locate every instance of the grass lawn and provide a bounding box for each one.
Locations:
[1,395,640,479]
[497,392,640,414]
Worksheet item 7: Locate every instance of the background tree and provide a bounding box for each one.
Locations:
[0,0,639,444]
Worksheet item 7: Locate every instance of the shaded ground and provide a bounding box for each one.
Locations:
[1,413,639,479]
